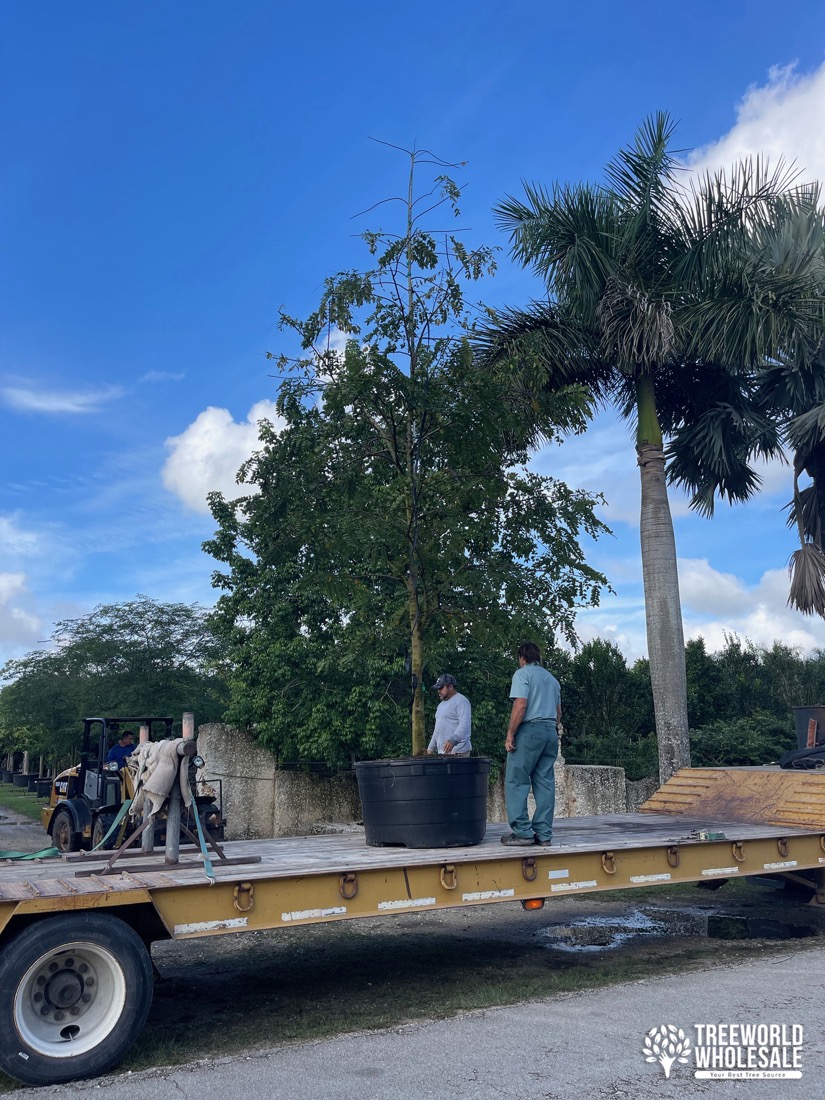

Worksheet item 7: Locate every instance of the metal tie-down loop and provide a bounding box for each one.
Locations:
[522,857,538,882]
[777,838,790,858]
[339,872,358,899]
[666,846,680,868]
[440,865,457,891]
[601,851,617,875]
[731,842,746,863]
[233,882,255,912]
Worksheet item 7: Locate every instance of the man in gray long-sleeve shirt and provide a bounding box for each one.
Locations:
[426,673,472,756]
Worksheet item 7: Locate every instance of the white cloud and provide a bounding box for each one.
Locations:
[568,555,825,663]
[682,561,825,654]
[0,572,26,603]
[1,384,124,414]
[679,558,752,617]
[0,515,39,557]
[688,62,825,183]
[0,572,41,656]
[162,400,285,514]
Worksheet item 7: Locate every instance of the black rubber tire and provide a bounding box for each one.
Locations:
[91,815,116,852]
[0,912,153,1086]
[51,809,80,854]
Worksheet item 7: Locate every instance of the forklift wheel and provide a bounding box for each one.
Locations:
[51,810,80,854]
[92,816,116,852]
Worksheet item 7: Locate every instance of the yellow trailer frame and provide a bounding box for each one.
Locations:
[1,766,824,1086]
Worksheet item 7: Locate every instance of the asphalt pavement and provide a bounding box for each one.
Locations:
[3,949,822,1100]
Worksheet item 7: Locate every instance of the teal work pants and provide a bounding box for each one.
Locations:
[504,718,558,841]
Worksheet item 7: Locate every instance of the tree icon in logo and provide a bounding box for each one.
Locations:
[643,1024,692,1078]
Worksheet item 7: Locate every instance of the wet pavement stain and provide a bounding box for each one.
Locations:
[534,905,819,951]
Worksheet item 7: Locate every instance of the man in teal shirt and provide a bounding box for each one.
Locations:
[501,641,561,846]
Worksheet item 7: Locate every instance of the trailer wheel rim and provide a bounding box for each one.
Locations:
[14,940,127,1058]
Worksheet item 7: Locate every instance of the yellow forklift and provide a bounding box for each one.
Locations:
[41,715,224,852]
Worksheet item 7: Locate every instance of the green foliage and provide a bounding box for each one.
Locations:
[687,635,825,765]
[689,713,791,768]
[557,634,825,778]
[0,596,227,766]
[559,640,657,780]
[206,153,609,767]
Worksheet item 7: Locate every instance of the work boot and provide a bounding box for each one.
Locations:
[500,832,535,846]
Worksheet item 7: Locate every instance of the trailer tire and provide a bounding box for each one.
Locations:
[51,809,80,854]
[0,912,153,1086]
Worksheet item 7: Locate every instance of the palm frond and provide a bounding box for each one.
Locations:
[681,267,825,370]
[473,301,614,400]
[788,542,825,617]
[662,364,783,515]
[785,483,821,543]
[604,111,682,213]
[494,183,621,317]
[786,405,825,458]
[759,355,825,420]
[673,167,825,369]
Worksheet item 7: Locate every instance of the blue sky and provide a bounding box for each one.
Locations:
[2,1,825,664]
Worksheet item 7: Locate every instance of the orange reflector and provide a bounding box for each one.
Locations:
[521,898,545,911]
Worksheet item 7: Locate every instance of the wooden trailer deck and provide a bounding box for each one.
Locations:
[1,767,825,937]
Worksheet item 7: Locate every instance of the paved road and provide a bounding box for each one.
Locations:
[5,950,823,1100]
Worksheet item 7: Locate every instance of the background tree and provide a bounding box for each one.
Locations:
[0,596,227,767]
[477,113,822,781]
[206,150,609,765]
[558,639,656,779]
[559,633,825,776]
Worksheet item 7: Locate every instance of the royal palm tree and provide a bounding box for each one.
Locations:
[478,114,822,782]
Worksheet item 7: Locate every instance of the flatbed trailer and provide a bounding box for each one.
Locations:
[1,766,825,1085]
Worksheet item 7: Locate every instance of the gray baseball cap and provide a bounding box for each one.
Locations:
[433,673,457,689]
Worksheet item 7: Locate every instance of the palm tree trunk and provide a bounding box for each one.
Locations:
[636,376,690,783]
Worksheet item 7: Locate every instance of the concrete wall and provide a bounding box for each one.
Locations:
[198,724,362,841]
[199,723,658,840]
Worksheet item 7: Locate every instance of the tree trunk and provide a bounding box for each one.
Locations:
[636,377,690,783]
[408,582,426,756]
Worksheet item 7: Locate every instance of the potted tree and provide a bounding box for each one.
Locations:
[205,149,607,847]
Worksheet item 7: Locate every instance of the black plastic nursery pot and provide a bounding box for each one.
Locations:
[354,756,490,848]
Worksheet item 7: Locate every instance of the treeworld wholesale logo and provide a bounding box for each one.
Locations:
[643,1023,803,1080]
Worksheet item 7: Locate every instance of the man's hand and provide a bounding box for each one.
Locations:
[444,741,453,754]
[426,749,434,755]
[505,697,527,754]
